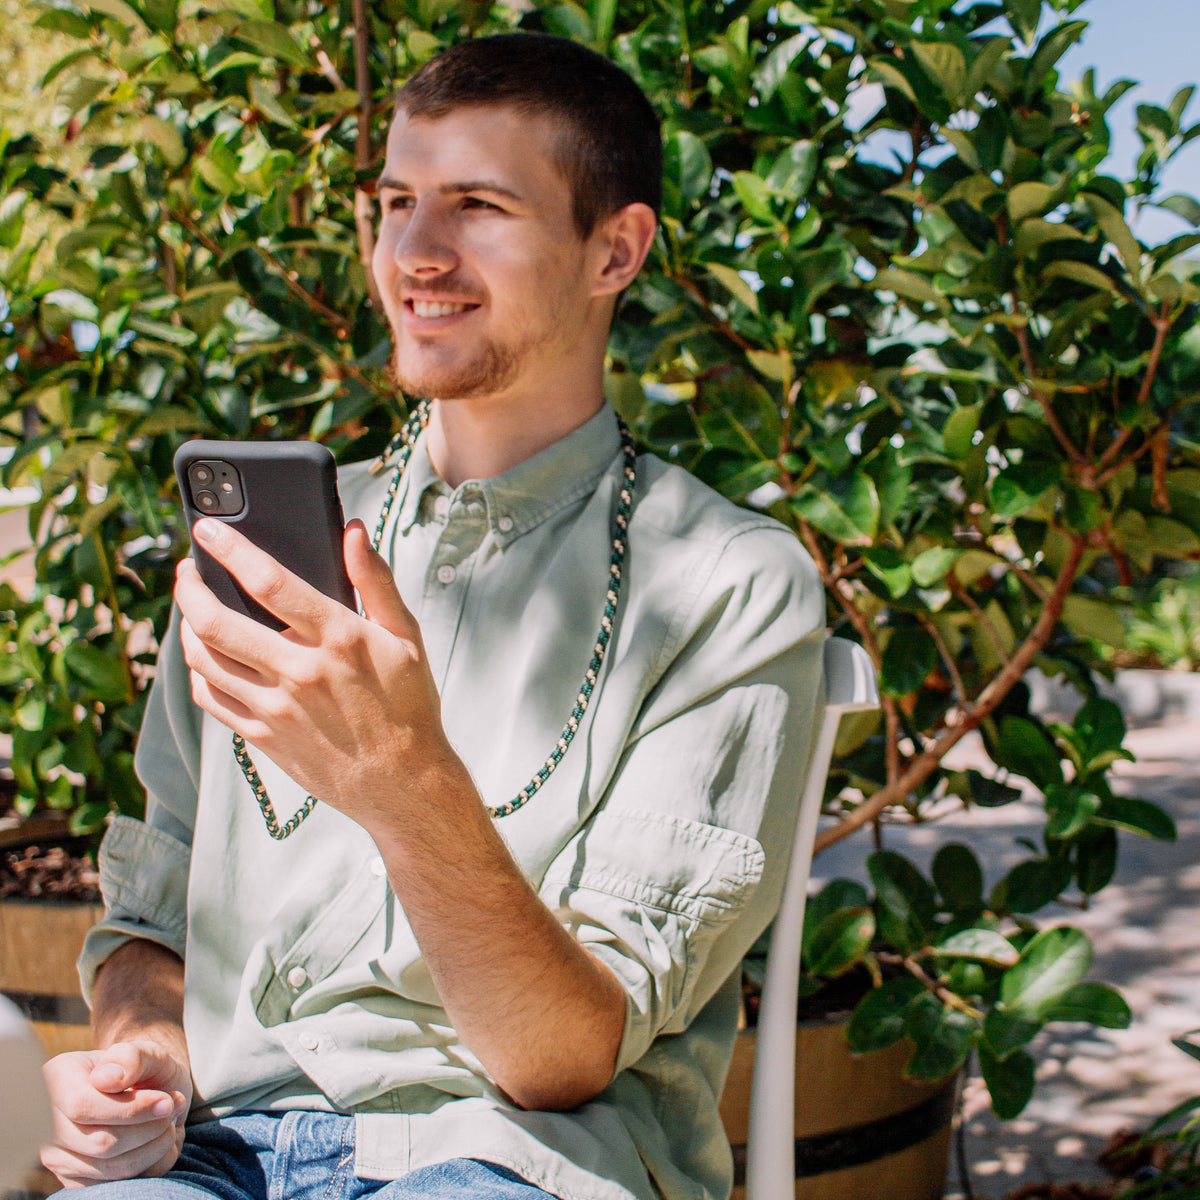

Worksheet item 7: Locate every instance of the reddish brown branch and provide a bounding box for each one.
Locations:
[1095,308,1170,478]
[1013,322,1088,467]
[352,0,382,312]
[814,536,1088,854]
[674,274,756,351]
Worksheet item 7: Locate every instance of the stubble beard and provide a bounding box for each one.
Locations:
[387,334,522,402]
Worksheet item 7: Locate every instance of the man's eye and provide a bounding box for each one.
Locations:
[463,196,498,211]
[383,195,413,213]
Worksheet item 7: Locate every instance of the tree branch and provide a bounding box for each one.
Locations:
[1012,321,1088,467]
[814,535,1088,854]
[352,0,382,312]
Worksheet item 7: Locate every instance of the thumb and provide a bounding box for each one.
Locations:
[89,1041,177,1094]
[344,520,418,638]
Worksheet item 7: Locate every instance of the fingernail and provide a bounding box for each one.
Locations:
[151,1096,175,1118]
[92,1064,123,1087]
[193,518,218,543]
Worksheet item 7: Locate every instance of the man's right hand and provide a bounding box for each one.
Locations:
[41,1040,191,1187]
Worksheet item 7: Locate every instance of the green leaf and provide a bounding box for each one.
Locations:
[803,879,871,954]
[1040,982,1130,1028]
[1062,595,1126,649]
[983,1008,1041,1059]
[731,170,774,223]
[1008,181,1055,224]
[664,131,712,207]
[1042,260,1118,293]
[1083,194,1142,278]
[805,908,875,976]
[1075,826,1118,894]
[63,642,133,703]
[846,977,924,1054]
[979,1043,1036,1118]
[1044,785,1102,841]
[942,404,981,458]
[84,0,145,27]
[991,460,1059,520]
[765,140,818,201]
[933,843,984,913]
[935,929,1019,968]
[230,20,309,67]
[704,262,759,313]
[1001,927,1093,1020]
[994,715,1063,789]
[1003,0,1041,43]
[873,268,948,312]
[902,992,977,1080]
[1095,794,1176,841]
[911,546,961,588]
[15,695,47,732]
[1155,193,1200,227]
[909,42,966,105]
[1073,697,1125,761]
[993,856,1073,913]
[862,545,912,598]
[790,475,880,543]
[880,628,938,698]
[869,850,938,953]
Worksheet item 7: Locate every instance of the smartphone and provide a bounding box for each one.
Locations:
[174,440,356,631]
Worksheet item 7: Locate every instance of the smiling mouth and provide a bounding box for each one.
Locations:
[407,299,479,318]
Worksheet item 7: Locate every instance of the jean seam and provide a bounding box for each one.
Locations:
[318,1120,355,1200]
[269,1110,300,1200]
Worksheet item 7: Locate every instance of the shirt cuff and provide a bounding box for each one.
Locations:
[540,808,764,1075]
[78,815,191,1004]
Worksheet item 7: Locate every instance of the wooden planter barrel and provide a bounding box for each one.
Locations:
[719,1019,957,1200]
[0,900,104,1058]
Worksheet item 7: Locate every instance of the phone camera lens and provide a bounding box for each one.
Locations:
[192,465,213,485]
[196,490,219,511]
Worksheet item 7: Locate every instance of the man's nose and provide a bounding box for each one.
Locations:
[390,202,457,276]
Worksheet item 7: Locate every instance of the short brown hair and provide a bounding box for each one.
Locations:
[396,33,662,238]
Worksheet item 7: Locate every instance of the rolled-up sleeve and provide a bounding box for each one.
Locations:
[540,523,825,1073]
[79,606,201,1002]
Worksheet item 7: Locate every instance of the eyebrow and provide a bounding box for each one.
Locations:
[376,177,526,204]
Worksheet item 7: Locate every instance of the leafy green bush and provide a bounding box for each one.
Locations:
[3,0,1198,1116]
[1116,567,1200,670]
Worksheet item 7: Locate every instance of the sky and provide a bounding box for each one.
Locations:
[1059,0,1200,241]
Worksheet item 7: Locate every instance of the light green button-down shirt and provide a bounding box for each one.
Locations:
[81,405,825,1200]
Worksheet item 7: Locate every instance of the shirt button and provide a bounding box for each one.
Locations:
[287,966,309,989]
[436,564,456,584]
[298,1032,319,1052]
[433,495,450,518]
[370,857,387,877]
[497,516,514,533]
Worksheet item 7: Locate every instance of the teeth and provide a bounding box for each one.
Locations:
[411,300,470,318]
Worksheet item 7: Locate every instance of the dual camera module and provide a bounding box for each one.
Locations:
[185,461,246,517]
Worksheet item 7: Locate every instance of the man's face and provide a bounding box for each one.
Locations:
[373,105,599,404]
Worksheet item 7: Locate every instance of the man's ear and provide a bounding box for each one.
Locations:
[590,202,658,298]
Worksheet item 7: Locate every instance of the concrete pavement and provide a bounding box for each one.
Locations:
[814,710,1200,1198]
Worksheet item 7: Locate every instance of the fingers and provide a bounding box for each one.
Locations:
[344,520,420,641]
[41,1046,189,1188]
[42,1120,183,1188]
[188,518,330,640]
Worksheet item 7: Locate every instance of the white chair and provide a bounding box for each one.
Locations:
[0,994,54,1190]
[745,637,880,1199]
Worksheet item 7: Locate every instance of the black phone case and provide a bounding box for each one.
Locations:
[174,440,356,631]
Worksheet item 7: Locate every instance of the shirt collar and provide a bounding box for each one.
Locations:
[391,403,622,546]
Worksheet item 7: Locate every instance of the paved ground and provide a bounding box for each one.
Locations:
[814,712,1200,1199]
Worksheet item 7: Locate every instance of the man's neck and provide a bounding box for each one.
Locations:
[424,391,606,488]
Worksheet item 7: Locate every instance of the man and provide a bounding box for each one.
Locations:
[40,33,825,1200]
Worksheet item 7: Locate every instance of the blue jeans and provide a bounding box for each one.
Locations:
[57,1112,558,1200]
